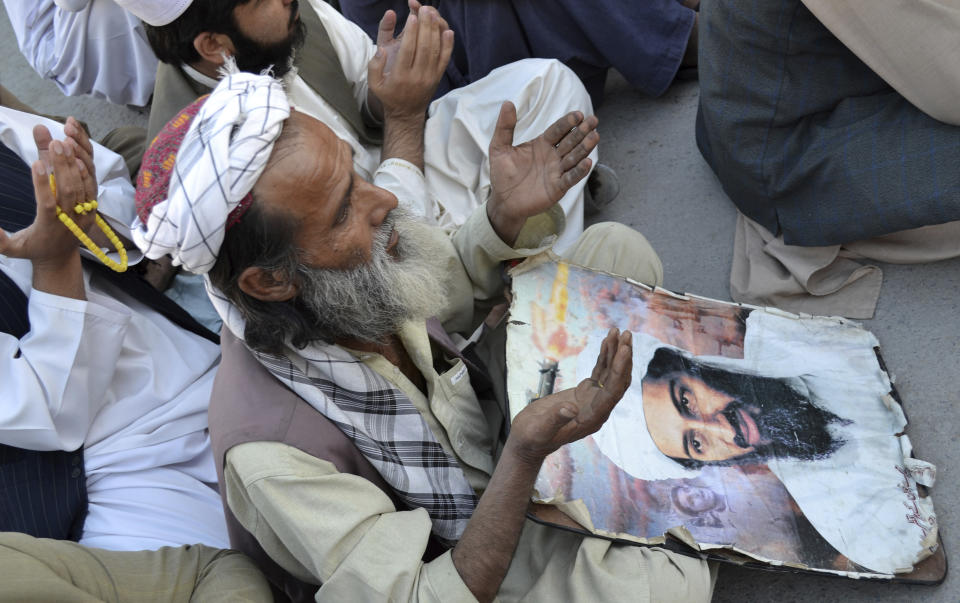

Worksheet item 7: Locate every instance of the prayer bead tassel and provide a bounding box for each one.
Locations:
[49,174,128,272]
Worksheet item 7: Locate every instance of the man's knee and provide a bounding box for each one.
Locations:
[644,548,715,603]
[0,533,112,600]
[0,85,36,113]
[191,546,273,602]
[563,222,664,287]
[99,126,147,180]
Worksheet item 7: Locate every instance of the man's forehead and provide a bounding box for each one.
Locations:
[234,0,276,17]
[256,111,350,205]
[283,109,343,149]
[260,111,335,171]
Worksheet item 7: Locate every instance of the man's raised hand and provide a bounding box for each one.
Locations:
[508,328,632,465]
[0,123,96,264]
[0,121,96,299]
[451,327,632,602]
[368,3,454,120]
[486,102,599,246]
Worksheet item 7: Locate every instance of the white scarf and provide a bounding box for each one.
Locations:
[132,70,289,274]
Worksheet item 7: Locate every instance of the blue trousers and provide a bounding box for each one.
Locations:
[338,0,695,105]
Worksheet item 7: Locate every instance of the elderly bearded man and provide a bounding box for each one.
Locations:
[132,72,714,602]
[126,0,599,252]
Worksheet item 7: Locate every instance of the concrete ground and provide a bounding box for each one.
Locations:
[1,6,957,602]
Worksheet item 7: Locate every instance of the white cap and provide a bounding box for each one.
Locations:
[116,0,194,26]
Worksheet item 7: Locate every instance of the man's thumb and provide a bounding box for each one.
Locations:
[549,403,578,432]
[368,48,387,82]
[0,227,24,258]
[490,101,518,153]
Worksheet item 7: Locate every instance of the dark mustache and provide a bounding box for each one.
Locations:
[721,404,749,449]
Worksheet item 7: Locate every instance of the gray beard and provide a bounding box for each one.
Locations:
[295,209,448,343]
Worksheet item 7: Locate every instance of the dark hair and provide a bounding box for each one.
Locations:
[144,0,252,65]
[646,347,850,467]
[208,199,324,355]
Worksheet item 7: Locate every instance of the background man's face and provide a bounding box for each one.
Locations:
[229,0,304,74]
[641,372,766,463]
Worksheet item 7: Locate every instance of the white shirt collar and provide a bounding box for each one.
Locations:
[182,63,221,90]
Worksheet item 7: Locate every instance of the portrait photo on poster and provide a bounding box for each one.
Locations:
[505,256,938,578]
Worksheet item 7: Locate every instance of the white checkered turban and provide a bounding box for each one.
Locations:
[132,71,290,274]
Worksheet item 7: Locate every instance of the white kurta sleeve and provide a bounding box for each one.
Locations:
[419,203,564,334]
[373,158,433,220]
[304,0,377,113]
[452,203,564,301]
[52,0,90,10]
[3,0,157,105]
[0,264,132,451]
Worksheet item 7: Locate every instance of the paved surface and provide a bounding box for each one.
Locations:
[1,6,957,602]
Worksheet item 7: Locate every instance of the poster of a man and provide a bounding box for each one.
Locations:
[640,347,849,468]
[506,257,939,578]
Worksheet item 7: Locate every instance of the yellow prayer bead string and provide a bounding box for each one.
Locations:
[48,174,128,272]
[73,200,98,215]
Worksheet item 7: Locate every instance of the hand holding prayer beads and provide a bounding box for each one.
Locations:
[0,128,91,263]
[0,122,125,273]
[47,118,127,272]
[49,174,128,272]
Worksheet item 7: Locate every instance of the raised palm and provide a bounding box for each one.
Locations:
[0,121,97,264]
[487,102,599,243]
[510,328,633,461]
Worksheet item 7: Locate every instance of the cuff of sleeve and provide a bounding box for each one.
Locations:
[362,92,383,127]
[465,203,565,259]
[374,158,434,219]
[515,206,566,250]
[30,288,132,328]
[420,551,480,603]
[28,289,89,316]
[54,0,90,10]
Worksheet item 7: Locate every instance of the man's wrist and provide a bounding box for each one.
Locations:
[485,195,525,247]
[383,110,426,130]
[366,90,384,123]
[32,248,81,273]
[381,112,427,170]
[32,251,85,300]
[500,436,548,474]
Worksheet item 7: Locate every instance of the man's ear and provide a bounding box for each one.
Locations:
[193,32,235,66]
[238,267,300,302]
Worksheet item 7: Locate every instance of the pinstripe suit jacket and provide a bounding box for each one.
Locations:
[695,0,960,246]
[0,140,218,540]
[0,141,87,540]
